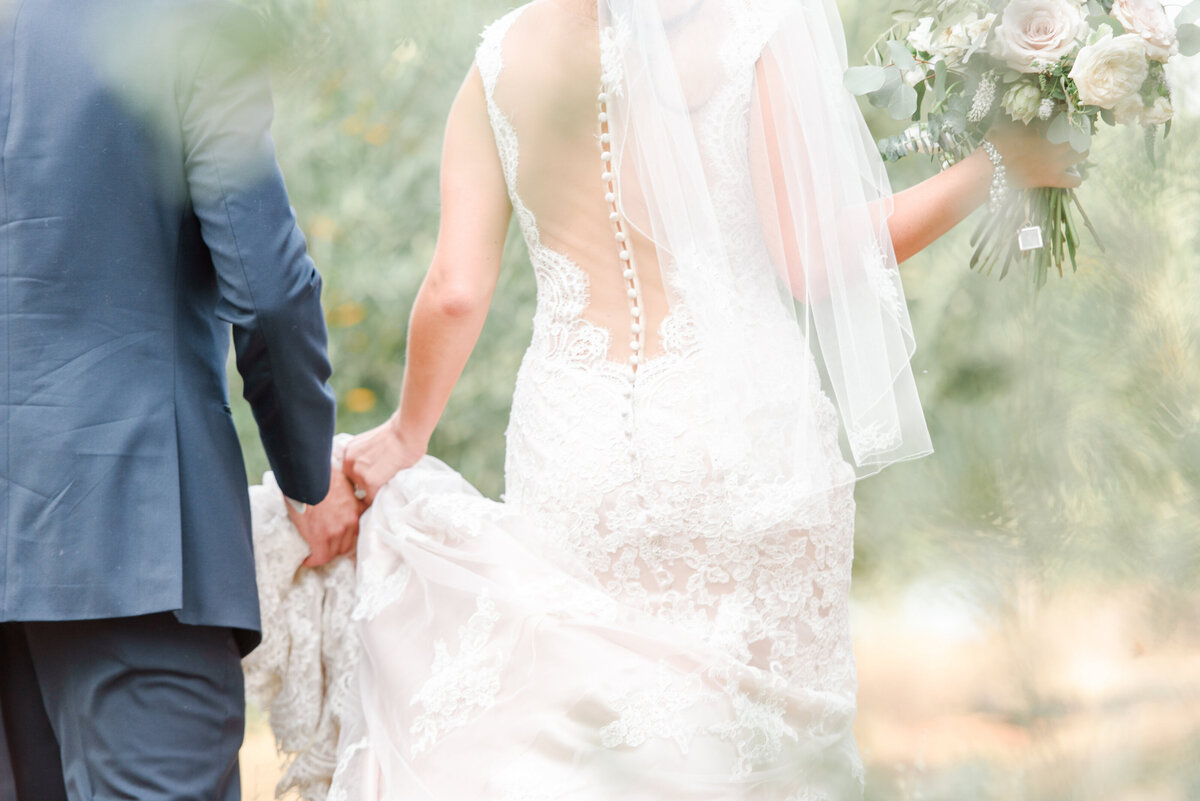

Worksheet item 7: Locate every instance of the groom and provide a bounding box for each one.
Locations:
[0,2,361,799]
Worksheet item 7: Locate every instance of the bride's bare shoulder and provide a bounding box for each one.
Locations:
[485,1,599,90]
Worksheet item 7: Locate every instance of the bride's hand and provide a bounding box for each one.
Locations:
[342,415,426,505]
[984,118,1087,190]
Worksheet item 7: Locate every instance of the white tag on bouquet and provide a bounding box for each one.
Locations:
[1018,225,1044,252]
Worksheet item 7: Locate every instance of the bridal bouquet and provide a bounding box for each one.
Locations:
[845,0,1200,286]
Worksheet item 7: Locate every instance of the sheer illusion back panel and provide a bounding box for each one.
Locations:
[484,2,669,364]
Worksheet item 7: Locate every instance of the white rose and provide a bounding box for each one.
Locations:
[907,17,937,53]
[1070,29,1150,111]
[962,13,998,49]
[991,0,1089,72]
[1141,95,1174,125]
[1112,0,1178,61]
[1112,93,1145,124]
[936,13,998,65]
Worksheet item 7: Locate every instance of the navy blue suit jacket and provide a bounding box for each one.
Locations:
[0,0,336,653]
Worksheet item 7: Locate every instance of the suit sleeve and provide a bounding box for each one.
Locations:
[179,5,336,504]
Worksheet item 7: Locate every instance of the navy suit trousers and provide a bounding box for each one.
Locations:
[0,614,244,801]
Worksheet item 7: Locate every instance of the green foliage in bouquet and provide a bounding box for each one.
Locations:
[846,0,1200,288]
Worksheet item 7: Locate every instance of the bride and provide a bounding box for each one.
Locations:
[247,0,1083,798]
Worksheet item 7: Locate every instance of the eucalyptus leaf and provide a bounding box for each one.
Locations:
[1087,15,1125,36]
[888,39,917,72]
[889,82,919,120]
[933,58,947,104]
[1178,0,1200,26]
[1047,112,1072,144]
[845,64,889,94]
[867,68,902,108]
[1068,117,1091,153]
[1178,23,1200,57]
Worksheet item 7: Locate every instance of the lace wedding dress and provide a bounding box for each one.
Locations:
[246,2,930,799]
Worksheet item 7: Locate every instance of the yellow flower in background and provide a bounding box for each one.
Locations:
[307,214,340,242]
[328,301,366,328]
[364,123,391,146]
[340,114,365,136]
[344,388,377,414]
[392,40,419,66]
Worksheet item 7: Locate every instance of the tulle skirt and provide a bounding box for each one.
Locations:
[246,441,865,801]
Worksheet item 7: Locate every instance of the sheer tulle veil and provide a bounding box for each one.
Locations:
[599,0,932,491]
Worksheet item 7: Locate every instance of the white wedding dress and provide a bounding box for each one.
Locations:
[246,2,931,800]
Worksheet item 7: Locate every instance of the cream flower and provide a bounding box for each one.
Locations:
[909,13,997,66]
[991,0,1089,72]
[907,17,937,54]
[1003,83,1044,124]
[1069,29,1150,111]
[1112,0,1178,61]
[1141,95,1174,125]
[1112,94,1146,124]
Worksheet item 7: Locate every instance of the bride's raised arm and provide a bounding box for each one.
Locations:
[886,120,1085,263]
[749,37,1085,287]
[343,65,511,503]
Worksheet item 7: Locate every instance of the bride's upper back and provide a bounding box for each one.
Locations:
[478,1,670,364]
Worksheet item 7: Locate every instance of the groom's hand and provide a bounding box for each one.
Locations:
[287,465,367,568]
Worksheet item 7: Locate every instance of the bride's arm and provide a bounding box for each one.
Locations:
[751,53,1087,285]
[343,66,511,503]
[888,121,1085,264]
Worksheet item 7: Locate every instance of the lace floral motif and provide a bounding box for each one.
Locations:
[599,664,707,752]
[479,8,614,372]
[243,456,364,801]
[710,690,800,776]
[599,16,631,96]
[847,420,903,462]
[352,556,410,622]
[863,240,908,319]
[409,591,505,756]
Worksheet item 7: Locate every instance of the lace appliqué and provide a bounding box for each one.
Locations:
[862,239,907,319]
[710,690,800,776]
[478,6,617,371]
[847,420,902,462]
[599,664,706,752]
[599,16,631,96]
[409,591,505,756]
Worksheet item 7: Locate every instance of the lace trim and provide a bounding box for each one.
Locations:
[847,420,903,461]
[862,240,907,319]
[479,6,618,370]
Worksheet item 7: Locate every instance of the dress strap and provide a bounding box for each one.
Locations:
[475,6,528,103]
[475,5,530,208]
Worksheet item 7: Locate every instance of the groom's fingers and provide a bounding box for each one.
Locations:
[301,541,332,568]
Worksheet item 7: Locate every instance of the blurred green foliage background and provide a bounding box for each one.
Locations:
[231,1,1200,798]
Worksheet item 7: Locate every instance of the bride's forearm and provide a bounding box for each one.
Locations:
[389,267,493,452]
[889,148,992,264]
